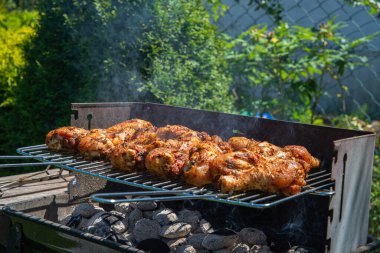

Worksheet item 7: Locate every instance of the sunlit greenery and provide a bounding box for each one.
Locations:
[227,20,378,123]
[0,7,37,107]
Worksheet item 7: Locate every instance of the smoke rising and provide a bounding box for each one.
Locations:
[63,0,233,112]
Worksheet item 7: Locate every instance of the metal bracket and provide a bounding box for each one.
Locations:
[68,172,108,201]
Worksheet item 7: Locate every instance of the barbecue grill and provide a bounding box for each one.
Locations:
[0,102,379,253]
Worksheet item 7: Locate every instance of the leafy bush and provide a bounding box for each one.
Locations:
[0,0,232,155]
[0,7,37,107]
[227,20,378,123]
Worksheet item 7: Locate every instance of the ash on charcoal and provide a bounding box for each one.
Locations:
[105,213,120,224]
[178,209,201,231]
[72,203,104,218]
[135,197,158,211]
[87,224,112,238]
[201,234,238,251]
[165,237,187,249]
[239,228,267,246]
[153,208,178,225]
[114,202,136,214]
[196,219,214,234]
[110,210,126,219]
[83,212,112,237]
[232,243,250,253]
[159,222,192,239]
[186,233,207,249]
[133,218,161,242]
[128,208,143,231]
[175,245,196,253]
[112,220,127,234]
[202,234,236,251]
[83,211,107,227]
[251,245,272,253]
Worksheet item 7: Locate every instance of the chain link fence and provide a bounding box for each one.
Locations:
[217,0,380,121]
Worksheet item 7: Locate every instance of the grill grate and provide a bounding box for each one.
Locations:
[17,144,335,209]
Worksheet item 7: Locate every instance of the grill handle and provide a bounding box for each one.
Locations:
[91,190,227,204]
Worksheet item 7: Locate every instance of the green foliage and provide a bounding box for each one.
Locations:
[370,153,380,238]
[144,1,232,110]
[0,0,232,155]
[227,19,378,123]
[344,0,380,15]
[0,7,37,107]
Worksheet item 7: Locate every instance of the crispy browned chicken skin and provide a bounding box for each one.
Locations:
[107,119,153,133]
[79,119,153,161]
[184,140,232,186]
[78,128,135,160]
[228,137,320,173]
[210,149,308,195]
[109,127,163,171]
[209,137,320,195]
[146,130,232,184]
[45,127,89,152]
[144,125,210,178]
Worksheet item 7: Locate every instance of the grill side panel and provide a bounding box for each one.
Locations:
[328,135,376,253]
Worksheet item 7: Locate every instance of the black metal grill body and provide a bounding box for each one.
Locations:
[68,102,376,253]
[4,102,377,252]
[1,194,142,253]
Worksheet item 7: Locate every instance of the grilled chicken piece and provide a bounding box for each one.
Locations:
[145,147,190,179]
[110,125,201,173]
[45,126,89,152]
[228,136,259,151]
[156,125,211,142]
[109,127,164,172]
[144,140,195,178]
[184,140,231,186]
[210,149,307,195]
[78,128,135,160]
[284,145,320,173]
[107,119,153,133]
[228,137,319,173]
[144,125,210,178]
[145,133,232,183]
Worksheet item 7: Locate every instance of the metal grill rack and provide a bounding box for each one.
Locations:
[17,144,335,209]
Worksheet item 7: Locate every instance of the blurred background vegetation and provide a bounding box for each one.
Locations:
[0,0,379,238]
